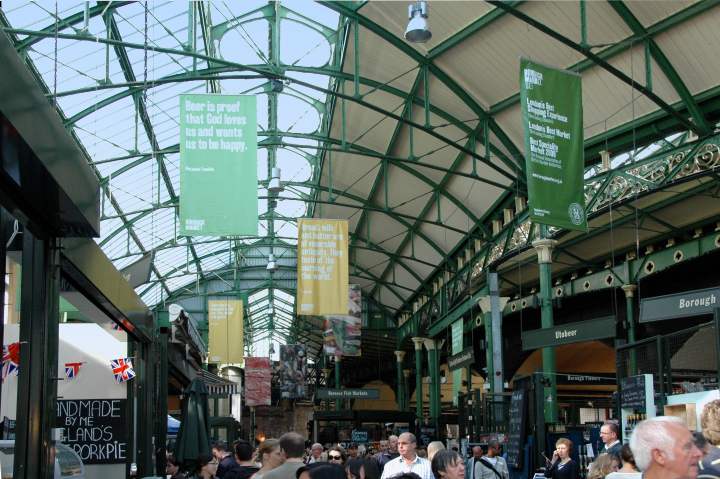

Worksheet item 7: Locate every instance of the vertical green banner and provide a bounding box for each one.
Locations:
[451,319,463,406]
[520,59,587,231]
[180,94,257,236]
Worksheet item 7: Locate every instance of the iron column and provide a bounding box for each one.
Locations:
[412,337,425,422]
[622,284,638,375]
[532,234,558,423]
[394,351,406,410]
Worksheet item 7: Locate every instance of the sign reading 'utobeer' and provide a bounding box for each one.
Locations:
[297,219,348,316]
[179,94,257,236]
[520,59,586,231]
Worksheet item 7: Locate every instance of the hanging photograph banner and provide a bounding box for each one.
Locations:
[179,94,257,236]
[208,299,244,364]
[297,219,349,316]
[451,319,464,406]
[245,357,271,406]
[276,345,307,399]
[323,284,362,357]
[520,59,587,231]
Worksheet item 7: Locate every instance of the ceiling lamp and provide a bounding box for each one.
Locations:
[268,167,284,194]
[267,253,278,272]
[405,1,432,43]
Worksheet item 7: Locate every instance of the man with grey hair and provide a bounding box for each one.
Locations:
[629,416,703,479]
[380,432,433,479]
[305,443,325,464]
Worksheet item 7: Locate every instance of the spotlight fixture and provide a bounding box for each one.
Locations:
[268,167,284,194]
[405,1,432,43]
[267,253,278,272]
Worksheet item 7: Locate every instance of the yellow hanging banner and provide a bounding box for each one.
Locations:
[208,299,244,364]
[297,219,349,316]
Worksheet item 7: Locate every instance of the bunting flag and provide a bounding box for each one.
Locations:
[111,322,121,331]
[110,357,136,383]
[2,342,20,380]
[64,362,83,379]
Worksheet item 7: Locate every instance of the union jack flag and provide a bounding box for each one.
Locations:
[2,342,20,380]
[110,357,135,383]
[64,362,83,379]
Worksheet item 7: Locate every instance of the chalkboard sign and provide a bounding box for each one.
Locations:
[506,389,527,469]
[620,375,646,409]
[56,399,128,464]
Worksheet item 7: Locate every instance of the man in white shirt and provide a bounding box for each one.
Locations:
[380,432,434,479]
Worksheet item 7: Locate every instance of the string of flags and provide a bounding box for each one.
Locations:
[1,343,135,384]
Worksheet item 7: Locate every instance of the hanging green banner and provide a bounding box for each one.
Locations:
[520,59,587,231]
[179,94,257,236]
[451,319,464,406]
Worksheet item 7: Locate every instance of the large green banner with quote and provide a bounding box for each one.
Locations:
[180,94,257,236]
[520,59,586,231]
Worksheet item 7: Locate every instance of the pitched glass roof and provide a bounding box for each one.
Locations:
[3,0,719,359]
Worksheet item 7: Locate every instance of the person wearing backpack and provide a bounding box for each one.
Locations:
[474,441,508,479]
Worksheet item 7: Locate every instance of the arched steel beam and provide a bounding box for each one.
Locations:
[107,199,429,287]
[139,262,408,305]
[608,1,712,135]
[487,1,705,136]
[317,2,525,168]
[2,27,518,183]
[52,64,518,170]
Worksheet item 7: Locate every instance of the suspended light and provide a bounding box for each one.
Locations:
[268,167,284,194]
[269,343,275,356]
[405,1,432,43]
[267,253,278,272]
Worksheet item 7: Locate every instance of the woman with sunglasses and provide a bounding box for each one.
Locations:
[327,447,347,466]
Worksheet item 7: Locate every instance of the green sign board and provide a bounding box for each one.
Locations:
[639,287,720,323]
[316,388,380,399]
[451,319,464,405]
[520,59,586,231]
[448,347,474,372]
[521,316,615,350]
[179,94,257,236]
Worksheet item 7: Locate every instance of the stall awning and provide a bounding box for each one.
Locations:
[197,369,239,397]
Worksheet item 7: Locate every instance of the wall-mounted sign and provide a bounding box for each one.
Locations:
[448,347,474,372]
[316,388,379,400]
[521,316,615,350]
[56,399,127,464]
[555,373,616,386]
[639,286,720,323]
[351,429,369,443]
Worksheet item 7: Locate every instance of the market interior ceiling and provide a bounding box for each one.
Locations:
[2,1,720,358]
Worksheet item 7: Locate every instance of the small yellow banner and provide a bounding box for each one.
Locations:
[208,299,244,364]
[297,219,349,316]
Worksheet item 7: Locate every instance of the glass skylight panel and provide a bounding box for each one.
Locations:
[280,19,332,67]
[133,207,176,251]
[154,243,193,276]
[112,253,145,272]
[164,274,198,293]
[216,19,269,66]
[277,94,321,134]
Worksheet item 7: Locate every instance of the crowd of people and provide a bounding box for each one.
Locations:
[165,432,463,479]
[541,399,720,479]
[166,399,720,479]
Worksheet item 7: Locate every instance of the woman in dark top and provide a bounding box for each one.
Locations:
[544,438,579,479]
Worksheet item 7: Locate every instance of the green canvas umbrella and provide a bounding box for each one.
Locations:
[174,378,211,465]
